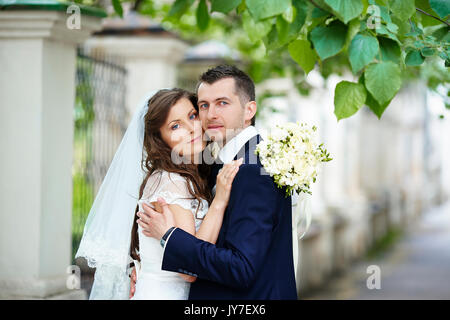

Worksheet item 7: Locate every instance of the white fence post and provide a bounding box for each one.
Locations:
[0,3,103,299]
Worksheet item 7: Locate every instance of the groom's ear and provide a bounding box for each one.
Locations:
[244,101,257,125]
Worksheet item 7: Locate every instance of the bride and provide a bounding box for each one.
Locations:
[76,88,242,300]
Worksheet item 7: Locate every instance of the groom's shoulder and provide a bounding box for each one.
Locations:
[233,163,287,204]
[235,161,274,188]
[235,134,270,177]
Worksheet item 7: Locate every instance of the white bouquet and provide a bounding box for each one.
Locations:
[255,122,332,198]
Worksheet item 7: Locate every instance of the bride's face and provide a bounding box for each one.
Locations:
[160,97,206,161]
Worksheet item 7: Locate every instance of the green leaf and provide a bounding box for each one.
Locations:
[376,37,401,63]
[421,47,436,57]
[312,7,331,18]
[405,49,425,66]
[364,61,402,105]
[374,0,389,6]
[430,0,450,19]
[362,0,370,12]
[282,5,295,23]
[359,73,391,119]
[349,33,379,73]
[196,0,209,31]
[274,3,306,46]
[289,39,318,75]
[291,0,308,33]
[391,16,410,39]
[366,89,392,119]
[334,80,367,120]
[264,24,283,50]
[310,21,347,60]
[211,0,241,14]
[407,21,424,36]
[438,50,449,61]
[242,11,273,44]
[432,26,450,43]
[346,18,361,44]
[414,40,425,49]
[376,24,401,44]
[246,0,291,20]
[378,5,392,23]
[169,0,195,18]
[386,22,399,34]
[389,0,416,21]
[325,0,364,23]
[112,0,123,18]
[237,1,246,14]
[416,0,444,26]
[276,15,290,46]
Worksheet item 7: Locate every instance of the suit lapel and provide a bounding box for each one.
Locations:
[214,134,263,246]
[208,134,262,188]
[233,134,262,164]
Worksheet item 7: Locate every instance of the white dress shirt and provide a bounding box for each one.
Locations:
[218,125,259,163]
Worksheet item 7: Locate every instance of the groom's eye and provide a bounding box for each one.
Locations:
[189,113,197,120]
[219,101,228,106]
[199,103,208,109]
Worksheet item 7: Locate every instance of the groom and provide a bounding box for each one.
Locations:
[136,65,297,299]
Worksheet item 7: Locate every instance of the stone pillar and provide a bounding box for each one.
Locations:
[84,35,188,119]
[0,2,104,299]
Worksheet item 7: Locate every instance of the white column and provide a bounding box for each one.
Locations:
[84,36,188,119]
[0,10,102,299]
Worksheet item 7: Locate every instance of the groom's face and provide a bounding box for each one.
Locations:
[197,78,245,145]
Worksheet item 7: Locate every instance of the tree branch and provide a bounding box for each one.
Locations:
[307,0,331,14]
[306,2,450,27]
[415,8,450,27]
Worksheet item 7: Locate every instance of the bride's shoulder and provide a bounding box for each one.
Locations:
[146,169,188,190]
[142,169,191,201]
[151,169,185,182]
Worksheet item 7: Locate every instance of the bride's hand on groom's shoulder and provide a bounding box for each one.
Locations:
[214,158,243,207]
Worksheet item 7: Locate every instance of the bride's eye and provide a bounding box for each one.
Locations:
[190,113,198,120]
[171,124,180,130]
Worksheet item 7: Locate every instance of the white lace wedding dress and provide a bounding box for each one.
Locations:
[130,170,208,300]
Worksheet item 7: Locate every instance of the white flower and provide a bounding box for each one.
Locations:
[271,127,284,141]
[255,122,331,197]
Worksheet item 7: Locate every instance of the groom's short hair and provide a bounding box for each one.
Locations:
[198,65,256,126]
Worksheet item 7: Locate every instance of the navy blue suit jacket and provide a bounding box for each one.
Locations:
[161,134,297,300]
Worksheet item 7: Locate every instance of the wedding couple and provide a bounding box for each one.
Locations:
[76,65,297,300]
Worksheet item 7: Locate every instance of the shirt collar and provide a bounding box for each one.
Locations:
[218,126,259,163]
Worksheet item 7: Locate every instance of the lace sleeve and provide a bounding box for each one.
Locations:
[140,170,195,212]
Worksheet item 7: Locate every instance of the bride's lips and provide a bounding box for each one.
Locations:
[190,135,201,143]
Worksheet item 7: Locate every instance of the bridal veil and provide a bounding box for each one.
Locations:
[75,91,157,299]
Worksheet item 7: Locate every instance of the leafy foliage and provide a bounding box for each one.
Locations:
[334,80,367,120]
[288,39,317,75]
[349,33,380,73]
[101,0,449,120]
[365,61,402,105]
[310,20,348,60]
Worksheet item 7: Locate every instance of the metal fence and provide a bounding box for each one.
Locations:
[72,47,128,263]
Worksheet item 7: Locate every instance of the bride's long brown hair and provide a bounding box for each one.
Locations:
[130,88,212,261]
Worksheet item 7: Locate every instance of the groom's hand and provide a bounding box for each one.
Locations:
[137,198,176,240]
